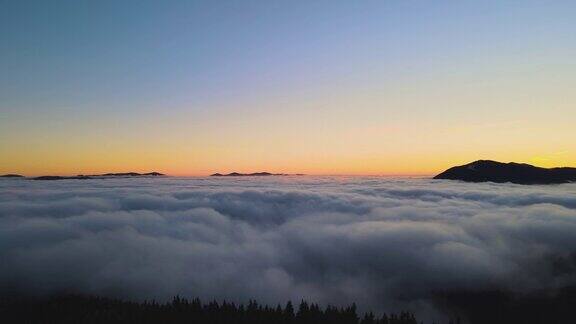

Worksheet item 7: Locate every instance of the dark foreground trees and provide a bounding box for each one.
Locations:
[3,291,575,324]
[0,295,419,324]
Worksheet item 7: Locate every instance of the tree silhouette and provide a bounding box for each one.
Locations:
[0,295,428,324]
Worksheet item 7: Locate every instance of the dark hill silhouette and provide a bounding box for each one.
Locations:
[211,172,283,177]
[143,172,164,176]
[0,174,24,178]
[33,172,166,180]
[434,160,576,184]
[211,172,305,177]
[97,172,165,177]
[33,175,92,181]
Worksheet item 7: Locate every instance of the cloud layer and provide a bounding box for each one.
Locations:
[1,177,576,319]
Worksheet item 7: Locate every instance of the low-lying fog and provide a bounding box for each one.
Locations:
[1,176,576,320]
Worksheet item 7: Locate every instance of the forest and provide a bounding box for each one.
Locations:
[0,295,436,324]
[2,290,576,323]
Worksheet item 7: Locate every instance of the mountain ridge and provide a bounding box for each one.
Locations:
[31,172,166,181]
[210,172,305,177]
[211,172,284,177]
[434,160,576,184]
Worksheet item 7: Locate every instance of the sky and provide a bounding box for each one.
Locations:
[1,0,575,176]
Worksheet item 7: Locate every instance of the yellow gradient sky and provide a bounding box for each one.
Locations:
[1,1,575,176]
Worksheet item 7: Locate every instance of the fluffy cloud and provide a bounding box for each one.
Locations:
[1,177,576,319]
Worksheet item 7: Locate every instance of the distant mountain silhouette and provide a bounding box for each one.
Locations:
[211,172,282,177]
[33,172,165,180]
[434,160,576,184]
[210,172,305,177]
[95,172,165,177]
[0,174,24,178]
[33,176,92,181]
[143,172,164,176]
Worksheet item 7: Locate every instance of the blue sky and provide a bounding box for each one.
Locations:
[1,0,575,175]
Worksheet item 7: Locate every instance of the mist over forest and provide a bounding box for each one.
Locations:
[2,177,576,322]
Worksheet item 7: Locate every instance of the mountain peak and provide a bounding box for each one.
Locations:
[434,160,576,184]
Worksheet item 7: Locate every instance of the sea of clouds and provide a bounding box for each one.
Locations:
[1,176,576,319]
